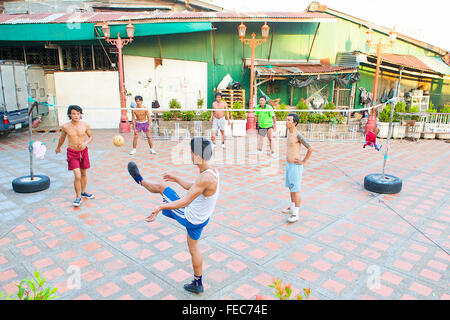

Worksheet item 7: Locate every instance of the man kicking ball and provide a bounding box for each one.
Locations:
[127,137,219,293]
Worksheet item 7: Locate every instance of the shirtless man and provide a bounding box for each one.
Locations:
[55,105,94,207]
[130,96,156,155]
[127,137,219,294]
[210,92,230,148]
[282,113,313,223]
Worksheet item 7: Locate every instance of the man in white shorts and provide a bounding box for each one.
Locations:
[210,92,230,148]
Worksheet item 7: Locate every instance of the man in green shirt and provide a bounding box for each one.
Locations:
[255,96,277,158]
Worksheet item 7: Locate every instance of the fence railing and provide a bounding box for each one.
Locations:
[397,113,450,133]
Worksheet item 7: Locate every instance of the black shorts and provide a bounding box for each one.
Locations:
[258,126,273,137]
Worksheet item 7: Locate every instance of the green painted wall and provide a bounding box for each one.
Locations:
[310,19,440,64]
[123,19,448,109]
[430,78,450,107]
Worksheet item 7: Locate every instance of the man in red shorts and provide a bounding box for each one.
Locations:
[55,105,94,207]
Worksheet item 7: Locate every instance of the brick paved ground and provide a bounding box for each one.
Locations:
[0,129,448,300]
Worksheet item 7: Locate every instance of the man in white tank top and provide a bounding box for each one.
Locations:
[127,137,219,294]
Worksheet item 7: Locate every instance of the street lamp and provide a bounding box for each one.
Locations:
[364,26,397,134]
[238,22,270,132]
[101,20,135,133]
[366,26,397,105]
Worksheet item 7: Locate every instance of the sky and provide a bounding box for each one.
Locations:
[213,0,449,52]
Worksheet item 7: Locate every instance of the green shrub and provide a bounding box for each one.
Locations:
[197,98,204,109]
[200,110,212,121]
[409,105,420,121]
[379,101,406,123]
[323,102,335,122]
[307,113,323,124]
[168,98,181,119]
[379,105,391,122]
[330,114,346,125]
[169,98,181,109]
[296,99,309,110]
[275,103,289,121]
[426,100,436,113]
[162,112,174,121]
[440,104,450,113]
[180,111,195,121]
[1,271,58,300]
[230,101,246,120]
[193,110,211,121]
[298,112,309,123]
[324,102,335,110]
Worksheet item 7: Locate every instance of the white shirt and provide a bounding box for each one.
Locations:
[185,168,219,224]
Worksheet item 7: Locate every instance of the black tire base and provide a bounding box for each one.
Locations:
[364,173,402,194]
[12,175,50,193]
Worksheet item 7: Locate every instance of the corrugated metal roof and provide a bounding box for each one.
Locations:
[335,52,359,68]
[416,56,450,75]
[379,53,433,72]
[256,64,356,76]
[338,51,449,76]
[0,11,335,25]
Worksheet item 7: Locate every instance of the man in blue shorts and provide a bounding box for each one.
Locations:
[127,137,219,294]
[282,113,313,223]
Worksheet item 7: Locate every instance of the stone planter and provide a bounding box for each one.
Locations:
[392,123,406,139]
[157,120,211,137]
[436,132,450,140]
[377,122,391,139]
[231,119,247,137]
[404,122,422,139]
[276,121,287,137]
[421,132,436,139]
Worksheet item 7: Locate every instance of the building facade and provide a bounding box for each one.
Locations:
[0,1,448,129]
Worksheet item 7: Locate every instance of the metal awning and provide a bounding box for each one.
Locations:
[0,11,335,25]
[0,10,335,41]
[336,51,450,78]
[255,64,357,78]
[0,21,213,41]
[416,56,450,76]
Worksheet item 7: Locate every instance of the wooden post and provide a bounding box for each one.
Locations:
[79,46,84,70]
[290,85,294,107]
[23,46,27,65]
[91,44,96,70]
[267,25,274,62]
[307,22,320,62]
[58,46,64,70]
[66,48,72,69]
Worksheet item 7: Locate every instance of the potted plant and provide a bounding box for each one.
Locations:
[230,101,247,136]
[197,98,204,109]
[421,102,437,139]
[169,98,182,120]
[275,103,289,137]
[181,111,195,121]
[406,104,424,139]
[378,102,405,139]
[157,98,182,136]
[296,99,309,132]
[440,103,450,113]
[435,104,450,139]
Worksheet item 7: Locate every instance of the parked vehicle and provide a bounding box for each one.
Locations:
[0,61,48,136]
[26,64,49,118]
